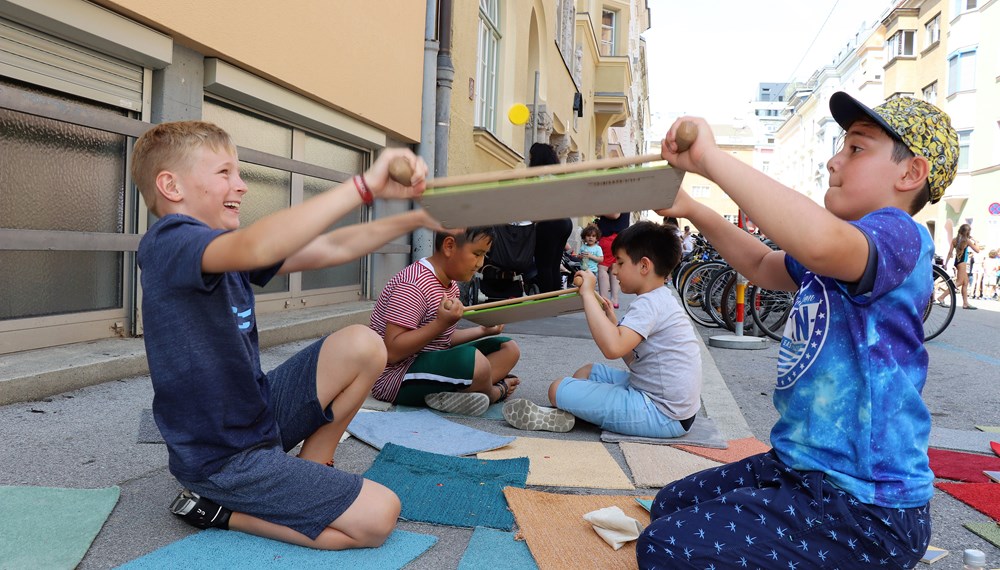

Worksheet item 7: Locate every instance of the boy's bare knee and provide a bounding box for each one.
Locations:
[326,325,386,365]
[355,493,400,547]
[573,363,592,379]
[501,339,521,359]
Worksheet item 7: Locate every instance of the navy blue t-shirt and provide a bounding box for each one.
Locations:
[138,214,282,481]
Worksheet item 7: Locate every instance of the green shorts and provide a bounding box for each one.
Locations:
[395,336,511,406]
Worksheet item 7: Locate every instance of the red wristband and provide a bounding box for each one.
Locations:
[353,175,373,205]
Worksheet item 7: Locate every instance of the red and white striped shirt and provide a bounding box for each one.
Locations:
[369,259,459,402]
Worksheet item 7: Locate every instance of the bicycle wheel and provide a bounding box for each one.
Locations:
[749,285,795,341]
[704,266,735,328]
[923,264,956,342]
[679,261,725,328]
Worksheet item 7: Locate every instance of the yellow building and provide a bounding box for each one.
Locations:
[670,124,754,229]
[445,0,648,175]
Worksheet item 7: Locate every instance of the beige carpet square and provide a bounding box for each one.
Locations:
[620,442,722,488]
[478,437,633,490]
[503,487,652,570]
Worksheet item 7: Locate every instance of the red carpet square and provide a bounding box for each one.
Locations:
[928,448,1000,482]
[935,482,1000,522]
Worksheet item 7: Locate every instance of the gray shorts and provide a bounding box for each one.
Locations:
[180,337,364,540]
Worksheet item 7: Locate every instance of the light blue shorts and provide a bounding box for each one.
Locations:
[554,363,688,438]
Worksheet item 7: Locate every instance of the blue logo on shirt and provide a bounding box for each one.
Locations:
[777,275,828,389]
[232,306,252,331]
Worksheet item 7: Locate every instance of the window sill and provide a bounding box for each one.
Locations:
[920,41,939,57]
[472,128,523,168]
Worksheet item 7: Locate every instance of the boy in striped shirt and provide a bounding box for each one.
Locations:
[370,228,521,416]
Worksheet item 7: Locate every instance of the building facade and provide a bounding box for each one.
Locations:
[0,0,650,355]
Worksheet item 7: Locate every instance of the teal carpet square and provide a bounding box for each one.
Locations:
[347,409,514,456]
[458,527,538,570]
[0,485,120,570]
[115,528,436,569]
[365,442,529,530]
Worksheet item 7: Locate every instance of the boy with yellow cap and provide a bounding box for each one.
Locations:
[640,93,958,568]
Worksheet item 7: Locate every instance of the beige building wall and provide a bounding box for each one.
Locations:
[97,0,425,141]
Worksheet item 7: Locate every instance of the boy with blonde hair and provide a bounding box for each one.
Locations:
[135,121,440,550]
[639,94,958,568]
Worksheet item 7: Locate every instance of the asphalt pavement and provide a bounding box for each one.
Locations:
[1,290,998,569]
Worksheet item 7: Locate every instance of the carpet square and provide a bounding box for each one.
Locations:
[601,416,726,448]
[478,437,633,490]
[620,443,721,488]
[963,522,1000,549]
[116,528,436,569]
[929,427,999,454]
[928,448,1000,482]
[935,482,1000,521]
[503,487,652,570]
[365,443,528,530]
[672,436,771,464]
[0,486,120,570]
[457,527,538,570]
[347,409,513,456]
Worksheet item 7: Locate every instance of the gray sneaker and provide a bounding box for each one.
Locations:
[424,391,490,416]
[502,398,576,433]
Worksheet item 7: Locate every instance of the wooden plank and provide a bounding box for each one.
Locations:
[420,164,684,228]
[462,292,589,326]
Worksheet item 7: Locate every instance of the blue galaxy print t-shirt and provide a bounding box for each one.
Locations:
[773,207,934,508]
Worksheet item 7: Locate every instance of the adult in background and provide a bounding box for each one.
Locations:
[529,143,574,292]
[596,211,631,307]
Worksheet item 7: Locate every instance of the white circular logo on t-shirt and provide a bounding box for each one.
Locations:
[777,275,829,389]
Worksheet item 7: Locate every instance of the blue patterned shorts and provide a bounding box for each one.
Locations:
[638,451,931,569]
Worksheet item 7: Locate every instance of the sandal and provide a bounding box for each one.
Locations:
[495,374,520,403]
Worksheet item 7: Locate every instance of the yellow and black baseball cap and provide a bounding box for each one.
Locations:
[830,92,958,203]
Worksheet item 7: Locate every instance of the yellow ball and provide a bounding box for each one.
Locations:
[507,103,530,126]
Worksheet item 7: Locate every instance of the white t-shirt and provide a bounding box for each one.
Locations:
[618,285,702,420]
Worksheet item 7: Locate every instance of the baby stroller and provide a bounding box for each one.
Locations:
[559,250,583,288]
[472,222,539,304]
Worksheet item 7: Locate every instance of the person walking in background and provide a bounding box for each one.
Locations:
[529,143,573,292]
[942,223,981,309]
[681,225,694,256]
[595,211,630,308]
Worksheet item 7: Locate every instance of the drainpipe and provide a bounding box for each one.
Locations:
[434,0,454,180]
[413,0,440,261]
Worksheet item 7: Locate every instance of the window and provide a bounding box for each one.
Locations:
[925,15,940,46]
[475,0,501,131]
[922,81,938,104]
[886,30,915,59]
[203,99,368,297]
[690,185,710,198]
[600,9,616,56]
[948,49,976,95]
[953,0,978,13]
[957,130,971,171]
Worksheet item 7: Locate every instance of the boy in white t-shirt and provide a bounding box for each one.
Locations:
[503,221,702,435]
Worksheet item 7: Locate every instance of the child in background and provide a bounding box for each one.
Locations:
[134,121,436,549]
[641,92,958,568]
[503,221,701,436]
[370,228,521,416]
[577,224,603,275]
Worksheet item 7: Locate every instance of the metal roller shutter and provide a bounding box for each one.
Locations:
[0,16,142,112]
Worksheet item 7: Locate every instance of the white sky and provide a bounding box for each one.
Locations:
[642,0,895,133]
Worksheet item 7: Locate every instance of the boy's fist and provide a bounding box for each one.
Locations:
[437,296,463,324]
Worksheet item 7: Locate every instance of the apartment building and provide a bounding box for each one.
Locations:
[882,0,1000,250]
